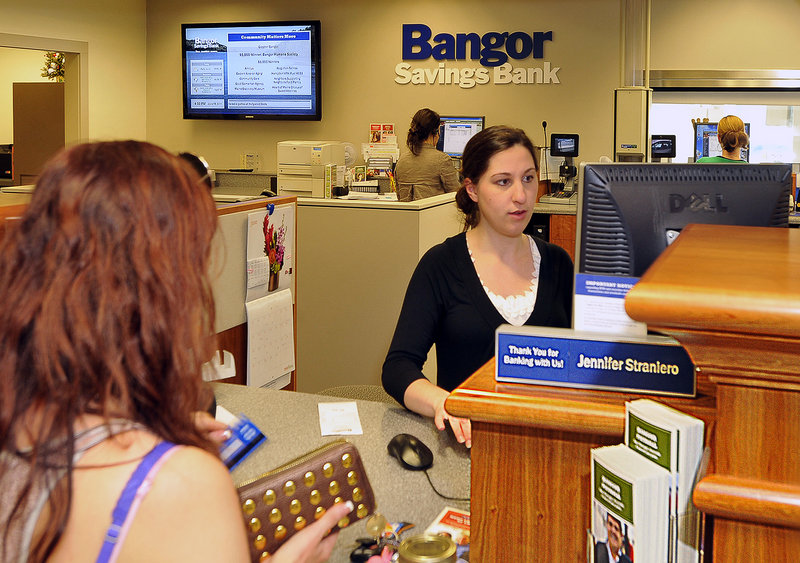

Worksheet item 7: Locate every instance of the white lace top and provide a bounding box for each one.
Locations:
[467,235,541,326]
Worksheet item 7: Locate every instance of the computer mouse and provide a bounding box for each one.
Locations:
[387,433,433,471]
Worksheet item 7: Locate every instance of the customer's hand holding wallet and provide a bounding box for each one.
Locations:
[237,440,376,561]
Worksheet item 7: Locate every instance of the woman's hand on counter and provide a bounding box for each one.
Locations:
[434,394,472,449]
[404,379,472,448]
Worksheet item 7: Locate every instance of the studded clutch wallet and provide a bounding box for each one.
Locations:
[236,439,376,562]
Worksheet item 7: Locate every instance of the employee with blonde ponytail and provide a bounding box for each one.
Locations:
[696,115,749,163]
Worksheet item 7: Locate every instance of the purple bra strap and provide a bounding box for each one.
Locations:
[95,441,178,563]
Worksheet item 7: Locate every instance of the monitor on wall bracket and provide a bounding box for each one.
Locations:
[181,20,321,121]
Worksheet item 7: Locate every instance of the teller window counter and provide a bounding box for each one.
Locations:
[212,382,471,561]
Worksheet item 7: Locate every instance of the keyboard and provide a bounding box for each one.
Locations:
[538,191,577,205]
[211,194,265,203]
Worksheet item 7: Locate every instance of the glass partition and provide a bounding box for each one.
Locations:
[651,91,800,164]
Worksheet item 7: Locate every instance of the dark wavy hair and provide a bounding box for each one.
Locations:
[455,125,539,229]
[0,140,219,561]
[406,108,441,155]
[178,151,213,189]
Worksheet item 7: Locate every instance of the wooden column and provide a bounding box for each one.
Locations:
[626,223,800,560]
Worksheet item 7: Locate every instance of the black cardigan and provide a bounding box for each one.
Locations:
[381,232,573,406]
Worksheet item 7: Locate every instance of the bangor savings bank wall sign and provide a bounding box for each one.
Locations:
[395,23,560,88]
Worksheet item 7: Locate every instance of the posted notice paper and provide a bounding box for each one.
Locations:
[245,288,295,388]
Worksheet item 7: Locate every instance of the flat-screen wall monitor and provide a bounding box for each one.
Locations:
[651,135,676,159]
[437,116,485,158]
[578,163,791,278]
[181,21,321,120]
[550,133,579,158]
[694,122,750,162]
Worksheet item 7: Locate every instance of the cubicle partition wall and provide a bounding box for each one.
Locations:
[295,193,461,393]
[213,196,298,388]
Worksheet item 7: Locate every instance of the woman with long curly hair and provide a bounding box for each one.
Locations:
[0,141,355,563]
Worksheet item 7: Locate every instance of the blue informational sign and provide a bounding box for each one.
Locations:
[495,326,696,397]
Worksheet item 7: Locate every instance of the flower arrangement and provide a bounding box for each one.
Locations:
[41,51,65,82]
[263,214,286,275]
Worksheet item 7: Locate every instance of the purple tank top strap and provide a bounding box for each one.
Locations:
[95,441,178,563]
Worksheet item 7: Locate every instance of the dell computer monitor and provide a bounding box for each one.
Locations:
[437,116,485,158]
[694,122,750,162]
[550,133,579,158]
[578,163,791,278]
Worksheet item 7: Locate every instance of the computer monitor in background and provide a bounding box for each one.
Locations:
[578,163,791,278]
[437,116,485,158]
[650,135,676,160]
[547,133,580,189]
[694,122,751,162]
[550,133,579,158]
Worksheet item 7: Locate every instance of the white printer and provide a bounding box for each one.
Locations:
[277,141,346,198]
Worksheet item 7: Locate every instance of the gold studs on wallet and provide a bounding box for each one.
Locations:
[237,439,376,562]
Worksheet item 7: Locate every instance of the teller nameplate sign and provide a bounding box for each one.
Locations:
[495,326,696,397]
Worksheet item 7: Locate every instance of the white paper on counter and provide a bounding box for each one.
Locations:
[245,288,295,388]
[318,401,364,436]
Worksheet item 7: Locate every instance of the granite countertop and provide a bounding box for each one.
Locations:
[211,383,471,560]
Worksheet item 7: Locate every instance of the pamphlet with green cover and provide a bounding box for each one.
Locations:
[625,399,704,563]
[591,444,671,563]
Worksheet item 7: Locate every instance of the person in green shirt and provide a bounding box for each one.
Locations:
[696,114,749,163]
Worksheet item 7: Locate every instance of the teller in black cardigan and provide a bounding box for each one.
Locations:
[382,231,573,405]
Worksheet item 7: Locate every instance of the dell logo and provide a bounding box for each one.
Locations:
[669,193,728,213]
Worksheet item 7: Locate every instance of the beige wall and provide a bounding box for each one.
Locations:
[650,0,800,70]
[1,1,799,158]
[0,0,147,142]
[145,0,622,171]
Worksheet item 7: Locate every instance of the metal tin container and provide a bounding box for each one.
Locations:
[397,534,458,563]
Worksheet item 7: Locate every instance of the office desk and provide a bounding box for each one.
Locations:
[212,383,471,561]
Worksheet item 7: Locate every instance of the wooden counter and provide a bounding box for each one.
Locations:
[445,359,715,561]
[0,192,30,239]
[625,223,800,560]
